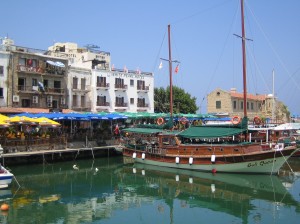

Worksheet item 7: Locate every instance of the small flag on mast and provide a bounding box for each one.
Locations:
[174,64,179,74]
[158,61,163,69]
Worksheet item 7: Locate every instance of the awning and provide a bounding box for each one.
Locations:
[178,126,247,138]
[46,60,57,66]
[123,128,164,134]
[46,60,65,67]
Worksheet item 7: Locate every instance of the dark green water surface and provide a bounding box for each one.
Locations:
[1,156,300,224]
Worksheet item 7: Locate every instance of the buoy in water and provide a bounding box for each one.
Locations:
[212,168,217,174]
[1,203,9,211]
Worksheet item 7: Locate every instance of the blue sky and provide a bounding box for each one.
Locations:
[1,0,300,115]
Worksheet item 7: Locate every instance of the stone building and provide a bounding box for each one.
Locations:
[207,88,290,123]
[1,38,68,110]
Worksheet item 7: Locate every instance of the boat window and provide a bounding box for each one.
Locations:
[234,148,239,152]
[207,148,212,152]
[220,148,223,152]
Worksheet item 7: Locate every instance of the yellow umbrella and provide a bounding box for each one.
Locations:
[0,114,9,121]
[34,117,61,126]
[0,120,10,127]
[6,116,37,124]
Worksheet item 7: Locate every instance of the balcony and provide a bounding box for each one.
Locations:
[72,102,92,112]
[137,85,150,92]
[115,102,128,108]
[96,82,110,90]
[137,103,149,108]
[17,65,44,74]
[96,102,110,107]
[114,84,127,91]
[72,85,91,93]
[17,85,65,95]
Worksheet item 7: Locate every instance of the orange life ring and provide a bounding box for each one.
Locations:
[180,117,188,125]
[231,116,241,125]
[253,116,261,125]
[157,117,164,125]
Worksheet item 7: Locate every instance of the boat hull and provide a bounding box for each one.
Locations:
[0,168,14,187]
[123,147,298,174]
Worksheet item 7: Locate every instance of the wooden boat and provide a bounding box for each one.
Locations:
[121,0,299,174]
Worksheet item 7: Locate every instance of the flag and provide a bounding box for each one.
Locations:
[174,64,179,74]
[124,66,128,73]
[111,64,115,71]
[38,81,45,92]
[158,61,163,69]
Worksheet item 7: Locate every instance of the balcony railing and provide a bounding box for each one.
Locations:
[17,65,44,74]
[137,85,150,92]
[72,85,91,92]
[18,85,65,94]
[114,84,127,90]
[97,82,110,88]
[137,103,149,108]
[96,102,110,106]
[115,103,128,107]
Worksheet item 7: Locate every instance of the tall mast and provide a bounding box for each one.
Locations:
[168,24,173,117]
[241,0,247,117]
[272,69,275,121]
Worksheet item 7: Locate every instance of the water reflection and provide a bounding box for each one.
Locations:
[1,157,300,224]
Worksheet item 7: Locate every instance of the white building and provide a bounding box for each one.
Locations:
[48,42,154,113]
[92,69,154,113]
[0,38,13,107]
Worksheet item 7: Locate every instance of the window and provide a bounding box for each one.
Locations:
[115,78,124,88]
[137,80,145,89]
[116,97,124,106]
[81,78,85,90]
[247,102,249,110]
[233,101,237,109]
[81,95,85,107]
[130,98,134,104]
[97,96,107,106]
[73,77,78,89]
[32,78,38,86]
[216,101,221,109]
[0,88,3,98]
[251,102,254,110]
[258,103,261,110]
[21,99,30,107]
[130,79,134,86]
[72,95,77,107]
[43,79,49,88]
[0,66,3,75]
[18,78,26,91]
[240,101,243,109]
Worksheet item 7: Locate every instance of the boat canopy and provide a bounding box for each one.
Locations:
[178,126,247,138]
[123,128,167,134]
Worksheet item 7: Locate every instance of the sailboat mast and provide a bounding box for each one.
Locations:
[240,0,247,117]
[168,24,173,117]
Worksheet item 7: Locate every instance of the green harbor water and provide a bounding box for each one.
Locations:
[1,156,300,224]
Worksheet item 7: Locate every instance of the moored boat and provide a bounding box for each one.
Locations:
[121,0,299,174]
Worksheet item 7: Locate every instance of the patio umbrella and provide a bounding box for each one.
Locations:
[0,120,10,128]
[34,117,61,127]
[6,116,37,124]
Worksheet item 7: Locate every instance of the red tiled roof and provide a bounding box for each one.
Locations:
[0,107,74,115]
[231,92,266,101]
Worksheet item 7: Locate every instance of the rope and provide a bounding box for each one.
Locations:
[279,149,294,175]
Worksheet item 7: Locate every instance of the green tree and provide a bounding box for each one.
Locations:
[154,86,198,113]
